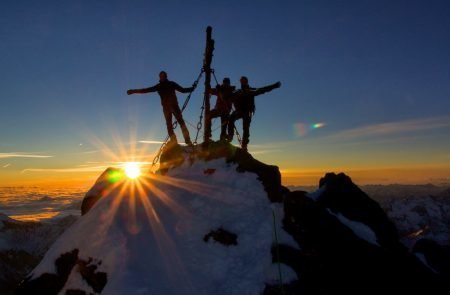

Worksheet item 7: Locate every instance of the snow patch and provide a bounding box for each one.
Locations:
[414,253,438,274]
[327,209,379,246]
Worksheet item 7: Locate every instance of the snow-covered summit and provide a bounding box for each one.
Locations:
[16,142,294,294]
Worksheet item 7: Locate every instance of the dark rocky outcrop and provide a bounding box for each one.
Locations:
[77,258,107,293]
[15,249,107,295]
[0,216,78,295]
[317,172,400,249]
[270,173,446,294]
[81,168,123,215]
[413,238,450,281]
[16,249,79,295]
[0,250,41,295]
[204,227,238,246]
[228,147,283,202]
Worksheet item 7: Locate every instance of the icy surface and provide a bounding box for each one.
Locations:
[327,209,379,246]
[29,157,286,294]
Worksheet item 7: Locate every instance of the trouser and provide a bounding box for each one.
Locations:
[228,109,251,148]
[208,108,230,141]
[163,103,191,144]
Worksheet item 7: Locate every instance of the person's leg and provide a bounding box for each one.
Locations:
[242,113,251,151]
[163,105,177,142]
[220,113,229,141]
[227,111,237,141]
[209,109,228,142]
[172,103,192,145]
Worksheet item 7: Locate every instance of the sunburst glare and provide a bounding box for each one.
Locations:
[124,162,141,179]
[82,125,235,287]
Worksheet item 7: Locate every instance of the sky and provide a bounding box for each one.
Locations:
[1,0,450,187]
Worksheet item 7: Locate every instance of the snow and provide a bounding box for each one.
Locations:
[327,209,380,246]
[414,253,438,274]
[306,185,326,201]
[29,156,289,294]
[270,203,299,250]
[60,265,97,294]
[382,195,450,246]
[266,263,298,285]
[299,183,450,247]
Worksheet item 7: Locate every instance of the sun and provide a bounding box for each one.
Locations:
[124,162,141,179]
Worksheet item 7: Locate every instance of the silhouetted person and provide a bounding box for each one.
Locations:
[208,78,236,141]
[228,76,281,151]
[127,71,194,145]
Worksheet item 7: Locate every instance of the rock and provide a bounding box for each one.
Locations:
[16,249,79,295]
[413,238,450,279]
[317,172,399,249]
[203,227,238,246]
[81,168,124,215]
[279,175,445,294]
[16,249,107,295]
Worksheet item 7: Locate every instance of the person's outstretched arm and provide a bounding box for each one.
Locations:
[173,82,195,93]
[253,81,281,96]
[127,84,158,95]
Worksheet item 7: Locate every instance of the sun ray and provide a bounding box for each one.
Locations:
[78,125,247,291]
[148,173,217,196]
[147,173,243,204]
[138,185,194,291]
[126,181,140,234]
[138,176,191,219]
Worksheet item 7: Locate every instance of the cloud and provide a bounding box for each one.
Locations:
[112,161,153,165]
[22,166,108,174]
[139,140,166,145]
[250,149,282,155]
[333,116,450,140]
[22,160,153,174]
[0,153,53,159]
[81,150,98,154]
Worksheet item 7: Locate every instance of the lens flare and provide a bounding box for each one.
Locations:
[294,122,326,137]
[124,162,141,179]
[312,122,325,129]
[107,169,124,183]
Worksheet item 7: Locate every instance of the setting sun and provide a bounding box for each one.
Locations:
[124,162,141,179]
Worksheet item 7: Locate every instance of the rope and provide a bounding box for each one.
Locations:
[151,69,204,168]
[272,209,285,295]
[234,127,242,146]
[193,95,206,144]
[193,68,221,144]
[171,69,204,130]
[211,69,219,85]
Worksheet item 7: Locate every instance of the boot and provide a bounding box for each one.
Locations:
[181,125,193,146]
[168,134,178,144]
[185,138,193,147]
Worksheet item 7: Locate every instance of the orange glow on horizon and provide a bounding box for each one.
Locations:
[281,165,450,186]
[9,212,60,222]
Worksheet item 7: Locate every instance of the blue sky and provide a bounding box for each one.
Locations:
[1,0,450,185]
